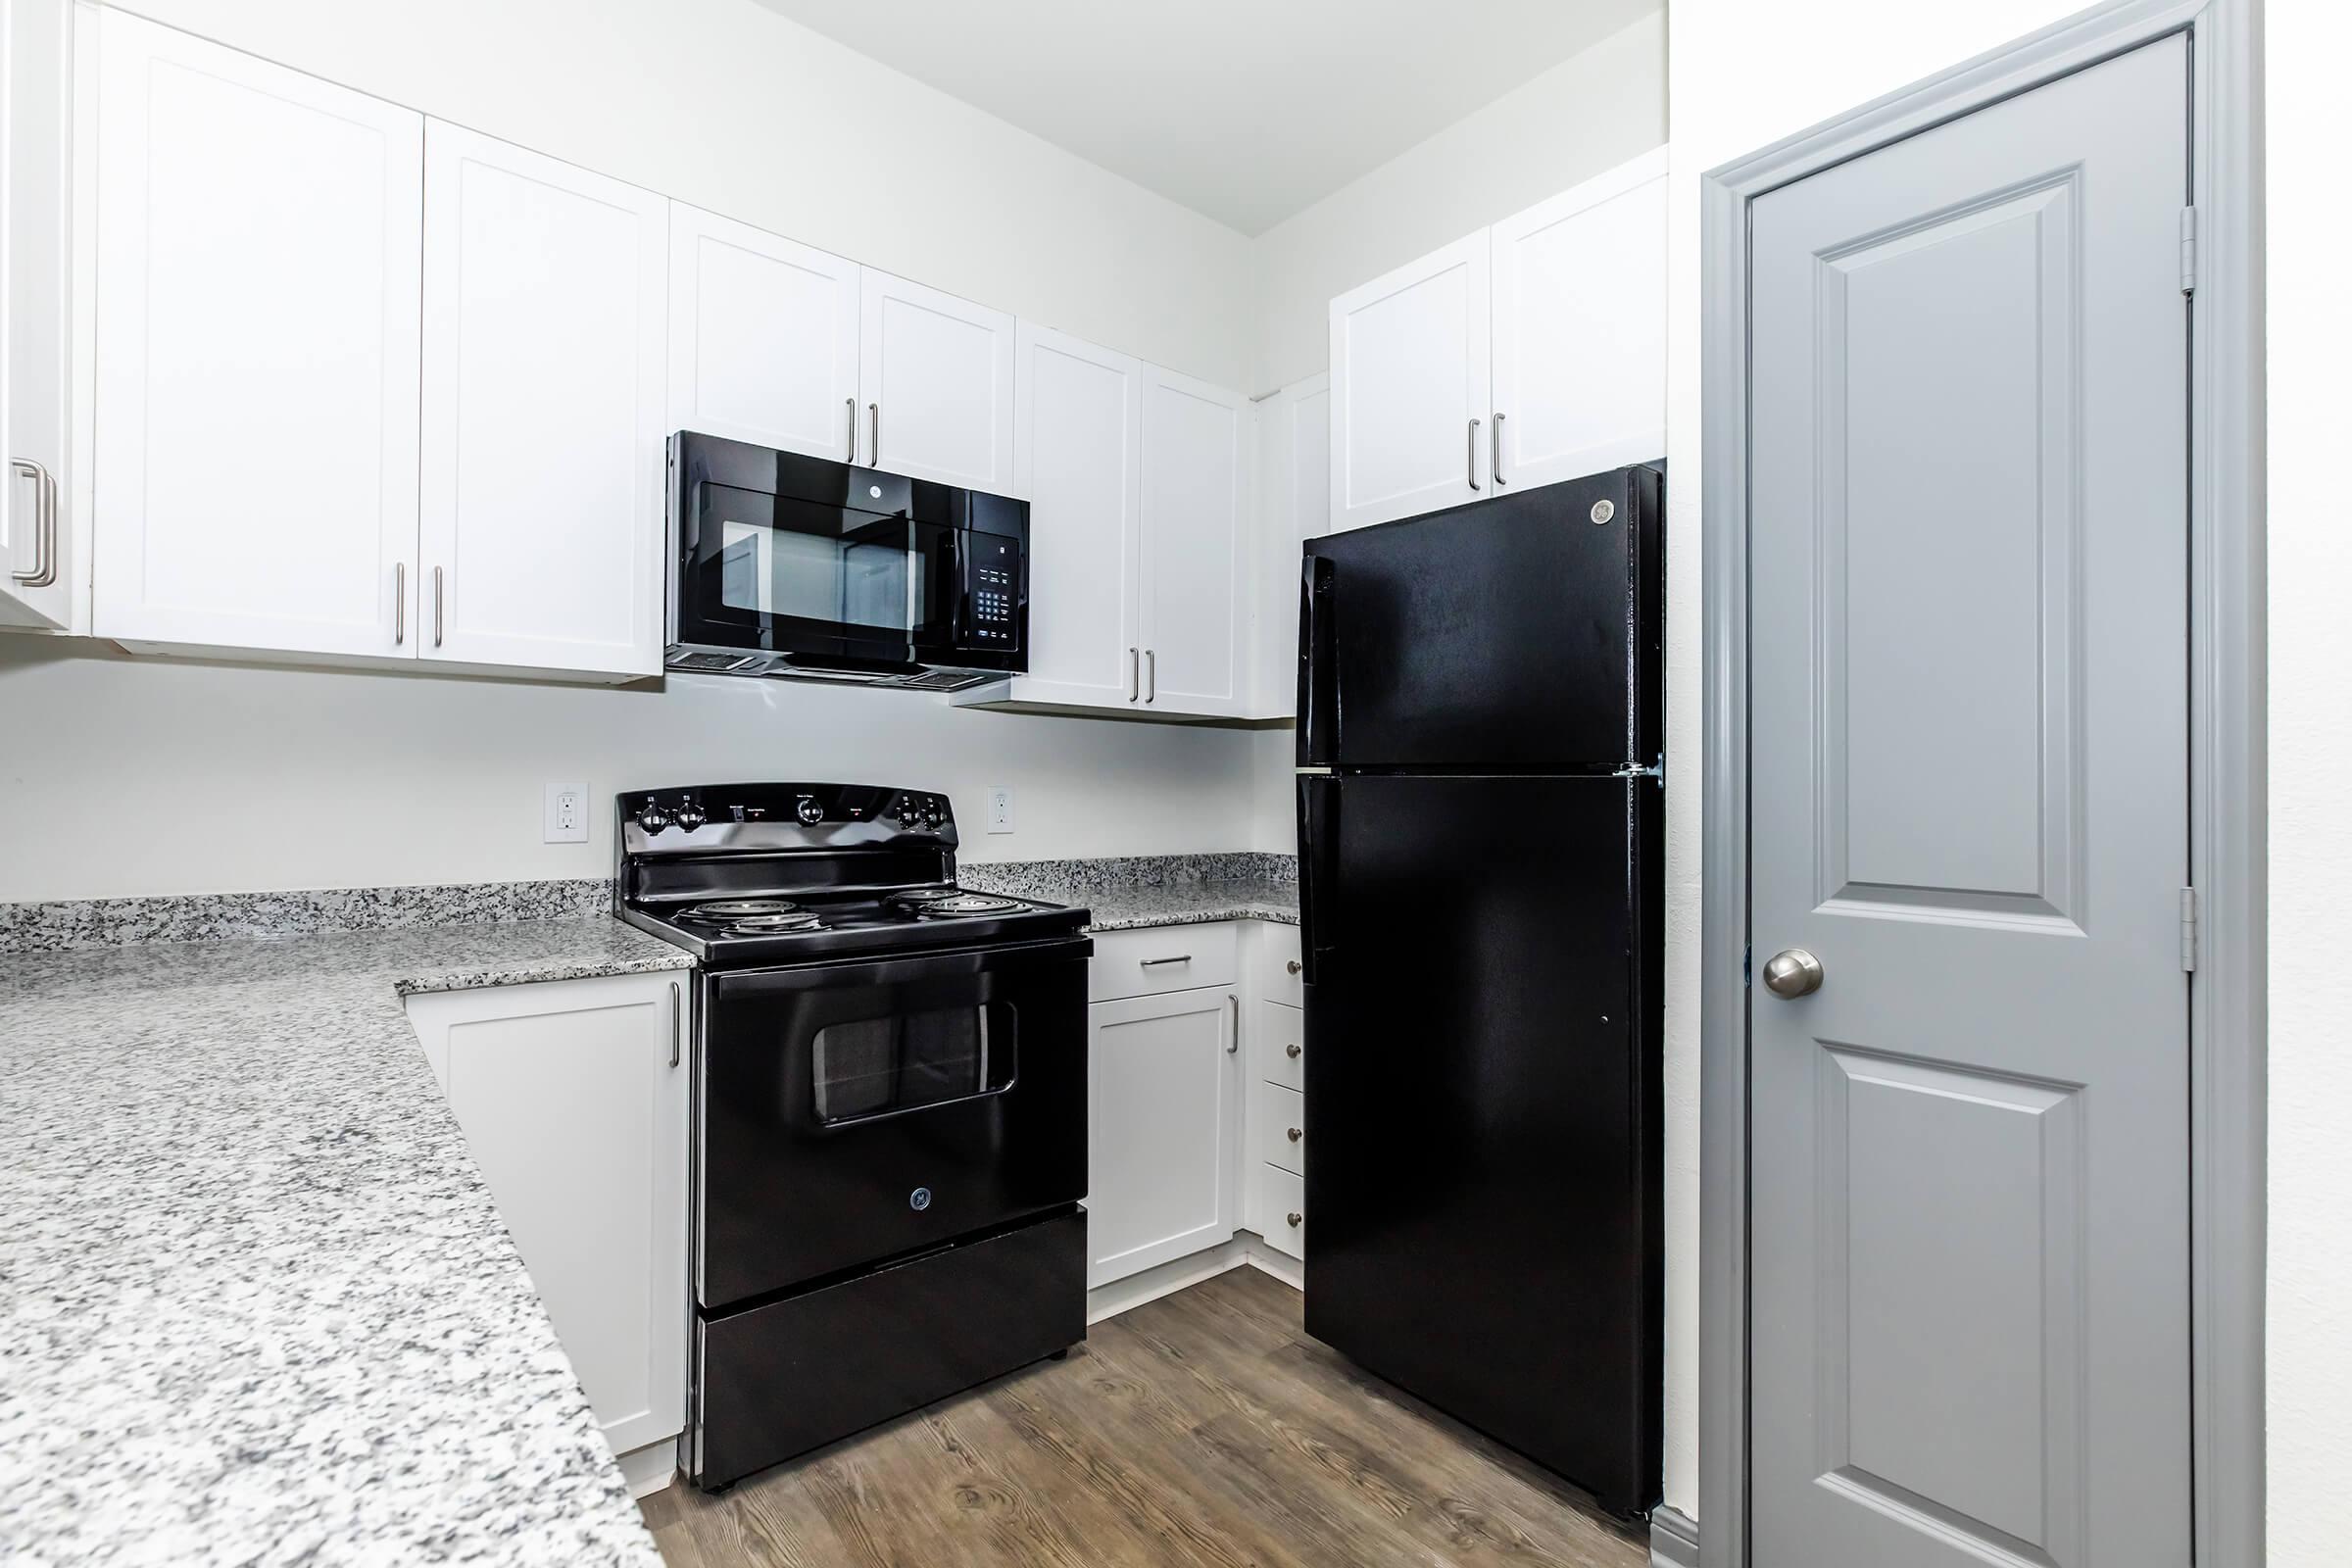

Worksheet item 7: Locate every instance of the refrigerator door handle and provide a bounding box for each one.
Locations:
[1298,773,1339,986]
[1297,556,1337,766]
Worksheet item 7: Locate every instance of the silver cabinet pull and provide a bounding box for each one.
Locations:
[1140,954,1193,968]
[1493,412,1506,486]
[1144,648,1156,704]
[1127,647,1139,702]
[669,982,683,1067]
[393,563,407,645]
[1227,992,1239,1053]
[1286,1043,1302,1059]
[1286,1211,1302,1228]
[1286,1126,1302,1144]
[1285,958,1302,976]
[432,566,445,648]
[1466,418,1482,491]
[846,397,858,463]
[868,402,879,466]
[9,459,58,589]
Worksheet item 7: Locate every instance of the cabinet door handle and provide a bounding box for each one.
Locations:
[1287,1211,1302,1228]
[1466,418,1482,491]
[868,402,880,466]
[1286,1043,1302,1059]
[1493,412,1506,486]
[669,981,683,1068]
[1286,958,1302,975]
[1287,1126,1302,1144]
[1140,955,1193,968]
[1227,992,1240,1053]
[432,566,446,648]
[393,563,407,646]
[1127,647,1139,702]
[846,396,858,463]
[9,459,58,589]
[1144,648,1156,704]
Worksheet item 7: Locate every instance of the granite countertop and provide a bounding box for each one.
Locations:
[0,918,690,1567]
[1073,877,1299,932]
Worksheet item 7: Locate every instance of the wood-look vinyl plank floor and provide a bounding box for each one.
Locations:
[639,1266,1648,1568]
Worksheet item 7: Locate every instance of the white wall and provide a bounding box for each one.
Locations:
[0,0,1268,904]
[1668,2,2344,1559]
[1249,8,1666,393]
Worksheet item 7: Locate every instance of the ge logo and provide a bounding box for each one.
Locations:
[908,1187,933,1211]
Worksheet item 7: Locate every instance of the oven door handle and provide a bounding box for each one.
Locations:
[708,937,1091,1001]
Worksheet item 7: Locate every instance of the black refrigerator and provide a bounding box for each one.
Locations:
[1296,463,1663,1520]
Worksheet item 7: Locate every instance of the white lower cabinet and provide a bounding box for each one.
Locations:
[1086,983,1240,1288]
[404,972,689,1488]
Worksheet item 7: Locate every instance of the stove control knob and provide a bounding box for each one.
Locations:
[636,800,673,833]
[673,800,707,831]
[922,804,944,827]
[795,796,824,825]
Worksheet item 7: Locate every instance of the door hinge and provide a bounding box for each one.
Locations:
[2179,206,2198,295]
[1613,755,1665,782]
[2179,887,2199,971]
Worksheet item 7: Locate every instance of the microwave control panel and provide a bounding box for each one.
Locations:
[961,532,1022,653]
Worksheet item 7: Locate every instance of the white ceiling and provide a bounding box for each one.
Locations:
[750,0,1663,236]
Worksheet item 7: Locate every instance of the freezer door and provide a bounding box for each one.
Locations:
[1300,771,1662,1516]
[1298,465,1659,770]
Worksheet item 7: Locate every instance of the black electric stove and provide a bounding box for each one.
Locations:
[615,783,1092,1492]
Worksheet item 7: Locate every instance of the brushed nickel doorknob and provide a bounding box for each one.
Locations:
[1286,1127,1302,1143]
[1287,1212,1302,1228]
[1286,959,1302,975]
[1762,948,1824,1000]
[1285,1043,1302,1059]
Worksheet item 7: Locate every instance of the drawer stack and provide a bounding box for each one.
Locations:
[1246,926,1306,1260]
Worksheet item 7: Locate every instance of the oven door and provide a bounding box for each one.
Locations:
[695,937,1089,1309]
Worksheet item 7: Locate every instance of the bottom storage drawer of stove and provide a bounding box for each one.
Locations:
[689,1206,1087,1490]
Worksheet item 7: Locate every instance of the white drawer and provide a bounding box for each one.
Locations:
[1251,1079,1305,1175]
[1089,922,1240,1003]
[1257,1164,1304,1259]
[1258,924,1304,1008]
[1253,1000,1303,1092]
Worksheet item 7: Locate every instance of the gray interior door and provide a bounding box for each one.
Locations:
[1746,35,2190,1568]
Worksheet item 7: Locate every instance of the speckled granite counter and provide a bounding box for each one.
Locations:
[0,918,689,1567]
[1068,877,1298,932]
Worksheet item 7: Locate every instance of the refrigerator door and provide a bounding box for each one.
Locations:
[1298,464,1660,771]
[1299,770,1662,1516]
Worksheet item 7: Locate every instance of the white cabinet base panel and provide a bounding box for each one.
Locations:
[1085,1234,1301,1326]
[613,1438,679,1500]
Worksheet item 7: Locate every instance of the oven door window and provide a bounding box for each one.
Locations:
[692,481,919,660]
[811,1002,1015,1126]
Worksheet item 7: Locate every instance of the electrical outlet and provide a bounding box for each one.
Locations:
[544,782,589,844]
[987,786,1014,834]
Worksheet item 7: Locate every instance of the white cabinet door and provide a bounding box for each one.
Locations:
[89,11,421,656]
[1008,322,1142,709]
[1,0,72,631]
[1088,987,1239,1287]
[406,973,689,1458]
[419,122,665,677]
[1490,147,1668,492]
[1247,372,1328,718]
[666,204,858,462]
[1328,228,1489,531]
[858,268,1015,493]
[1139,364,1248,717]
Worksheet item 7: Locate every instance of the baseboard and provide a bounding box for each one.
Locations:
[614,1437,679,1499]
[1648,1504,1698,1568]
[1086,1232,1303,1324]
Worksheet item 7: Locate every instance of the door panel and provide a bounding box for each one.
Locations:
[419,122,665,676]
[858,269,1015,493]
[1328,229,1489,530]
[1140,364,1247,716]
[666,204,858,462]
[1746,37,2190,1568]
[2,0,73,632]
[1088,987,1237,1286]
[1490,148,1667,493]
[1010,323,1143,709]
[1249,372,1328,718]
[91,10,421,655]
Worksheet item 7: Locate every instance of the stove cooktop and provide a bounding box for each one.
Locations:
[620,885,1087,964]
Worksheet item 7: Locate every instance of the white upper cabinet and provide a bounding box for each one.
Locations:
[1490,148,1668,489]
[418,122,666,678]
[1008,322,1143,708]
[1248,372,1328,719]
[1328,229,1490,531]
[858,268,1015,493]
[666,203,858,462]
[1139,365,1248,717]
[90,9,422,656]
[2,0,73,632]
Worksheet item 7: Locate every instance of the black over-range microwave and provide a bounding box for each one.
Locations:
[666,431,1028,691]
